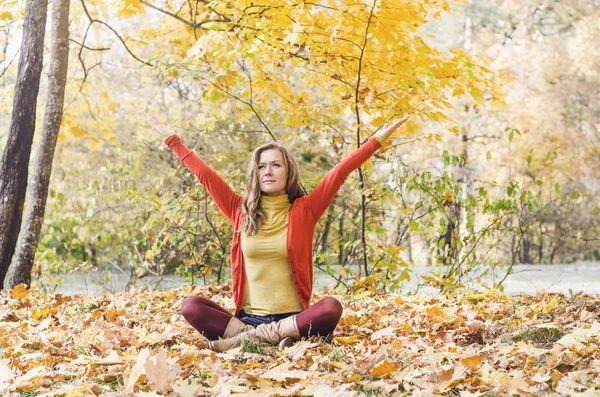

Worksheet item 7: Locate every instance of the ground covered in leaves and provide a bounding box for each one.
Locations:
[2,284,600,396]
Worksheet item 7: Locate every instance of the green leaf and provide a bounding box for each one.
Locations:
[486,151,491,161]
[409,221,419,233]
[398,270,410,282]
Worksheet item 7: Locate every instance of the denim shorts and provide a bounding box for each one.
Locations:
[237,309,299,327]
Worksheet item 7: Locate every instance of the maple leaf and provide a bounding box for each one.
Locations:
[125,347,151,392]
[144,348,182,394]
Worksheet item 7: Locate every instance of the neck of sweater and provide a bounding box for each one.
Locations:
[260,194,290,211]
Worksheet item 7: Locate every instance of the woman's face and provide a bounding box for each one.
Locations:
[258,149,288,196]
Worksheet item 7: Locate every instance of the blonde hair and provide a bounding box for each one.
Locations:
[241,142,305,235]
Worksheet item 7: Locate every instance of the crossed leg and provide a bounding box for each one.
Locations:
[296,297,343,338]
[180,296,232,340]
[181,295,343,341]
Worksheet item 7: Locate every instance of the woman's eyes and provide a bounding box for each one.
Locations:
[258,164,281,169]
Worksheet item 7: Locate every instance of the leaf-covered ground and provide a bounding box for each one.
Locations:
[2,285,600,396]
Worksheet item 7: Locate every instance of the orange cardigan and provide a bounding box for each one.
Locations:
[165,135,382,314]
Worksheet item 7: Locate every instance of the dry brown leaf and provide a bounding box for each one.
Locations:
[302,382,355,397]
[370,326,397,341]
[286,340,318,360]
[261,363,311,382]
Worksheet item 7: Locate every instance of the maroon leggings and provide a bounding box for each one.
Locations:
[181,296,343,341]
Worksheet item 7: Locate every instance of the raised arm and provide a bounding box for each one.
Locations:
[148,113,242,223]
[164,136,242,222]
[305,116,409,221]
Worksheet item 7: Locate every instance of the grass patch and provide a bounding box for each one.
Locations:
[513,325,564,348]
[353,385,382,396]
[103,379,120,392]
[239,339,277,358]
[328,348,343,362]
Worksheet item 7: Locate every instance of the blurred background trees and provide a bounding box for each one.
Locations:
[0,0,598,293]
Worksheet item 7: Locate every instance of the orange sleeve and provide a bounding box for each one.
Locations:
[164,135,242,222]
[304,137,382,221]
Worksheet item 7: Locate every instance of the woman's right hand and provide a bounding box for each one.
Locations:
[147,112,174,138]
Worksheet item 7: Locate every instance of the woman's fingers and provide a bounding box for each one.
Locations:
[147,112,171,137]
[385,115,409,134]
[147,112,160,125]
[393,115,409,129]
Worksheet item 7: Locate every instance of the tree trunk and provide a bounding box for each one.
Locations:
[0,0,48,289]
[318,197,336,261]
[521,233,532,264]
[9,0,70,289]
[338,200,345,266]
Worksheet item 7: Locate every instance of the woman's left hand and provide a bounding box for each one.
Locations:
[374,115,410,143]
[147,112,174,139]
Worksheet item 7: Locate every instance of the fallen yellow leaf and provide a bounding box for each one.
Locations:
[346,374,360,382]
[333,335,361,346]
[426,306,446,323]
[12,284,28,299]
[369,360,398,378]
[461,355,482,372]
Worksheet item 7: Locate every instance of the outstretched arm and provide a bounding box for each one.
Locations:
[148,113,242,223]
[305,116,409,221]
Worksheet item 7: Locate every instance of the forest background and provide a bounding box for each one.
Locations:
[0,0,599,295]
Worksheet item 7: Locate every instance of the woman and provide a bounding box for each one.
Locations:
[149,114,409,352]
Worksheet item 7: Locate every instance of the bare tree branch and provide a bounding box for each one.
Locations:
[69,38,109,52]
[79,0,152,67]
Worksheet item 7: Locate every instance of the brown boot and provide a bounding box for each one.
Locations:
[209,315,300,353]
[278,337,295,349]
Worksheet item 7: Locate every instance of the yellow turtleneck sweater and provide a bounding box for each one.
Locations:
[240,194,304,315]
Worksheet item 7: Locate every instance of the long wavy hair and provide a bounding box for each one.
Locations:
[241,142,305,235]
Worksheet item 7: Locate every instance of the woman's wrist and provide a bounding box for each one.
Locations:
[372,130,388,145]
